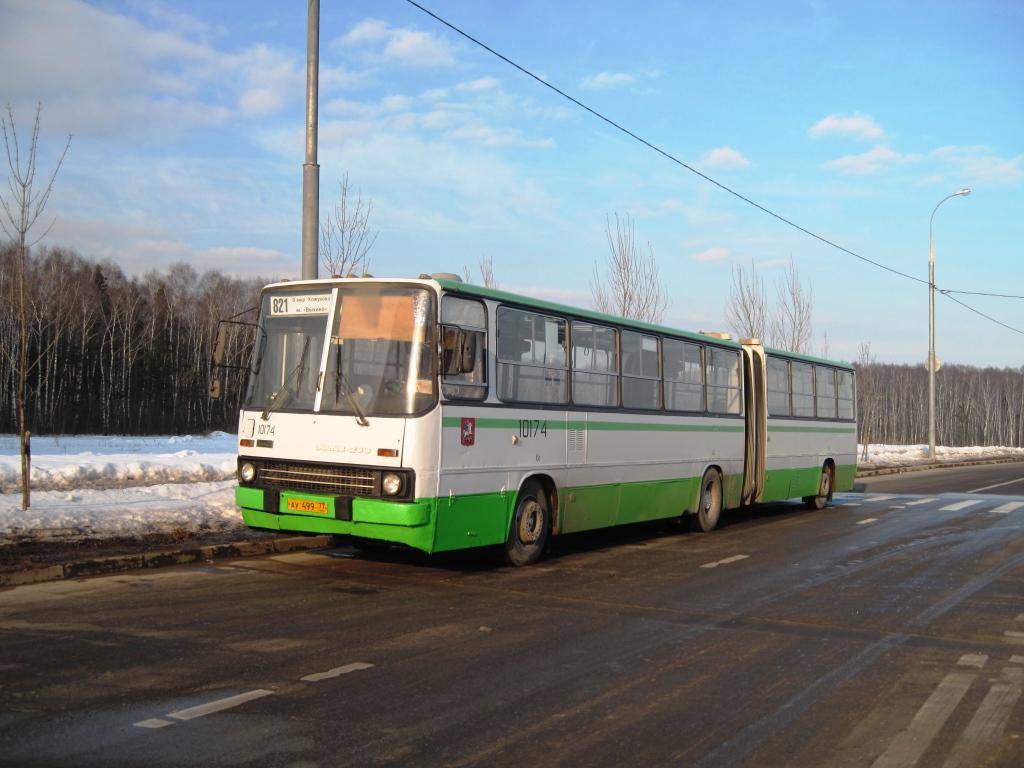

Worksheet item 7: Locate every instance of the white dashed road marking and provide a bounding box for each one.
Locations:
[700,554,749,569]
[904,497,939,506]
[863,495,897,503]
[939,500,983,512]
[957,654,988,669]
[1003,631,1024,645]
[133,718,175,729]
[967,477,1024,494]
[942,681,1023,768]
[990,501,1024,515]
[167,689,275,721]
[871,672,974,768]
[301,662,374,682]
[857,518,878,526]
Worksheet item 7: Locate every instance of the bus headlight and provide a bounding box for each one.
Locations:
[382,472,403,496]
[240,462,257,483]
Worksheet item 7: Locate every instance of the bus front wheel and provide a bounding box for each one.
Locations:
[505,480,550,566]
[692,469,722,532]
[804,464,833,510]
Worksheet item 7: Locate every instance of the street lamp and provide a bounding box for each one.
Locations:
[928,187,971,461]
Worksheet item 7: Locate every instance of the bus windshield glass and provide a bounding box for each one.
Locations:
[245,284,436,417]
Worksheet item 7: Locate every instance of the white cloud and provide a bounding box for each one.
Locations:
[698,147,751,170]
[824,145,917,175]
[580,72,635,90]
[446,125,554,149]
[809,113,884,140]
[0,0,317,135]
[456,77,500,93]
[339,18,454,67]
[691,247,731,263]
[930,145,1024,186]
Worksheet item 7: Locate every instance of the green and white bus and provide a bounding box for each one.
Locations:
[224,274,857,565]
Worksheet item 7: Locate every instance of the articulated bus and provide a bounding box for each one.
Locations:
[222,274,857,565]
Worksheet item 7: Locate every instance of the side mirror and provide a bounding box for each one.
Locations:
[442,327,480,376]
[459,331,477,373]
[212,322,229,367]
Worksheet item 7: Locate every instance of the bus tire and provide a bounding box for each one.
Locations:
[692,469,723,533]
[804,464,833,510]
[505,480,550,566]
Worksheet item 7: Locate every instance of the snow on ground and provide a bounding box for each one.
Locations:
[0,434,241,541]
[858,444,1024,468]
[2,435,1023,542]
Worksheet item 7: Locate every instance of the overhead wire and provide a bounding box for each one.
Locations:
[403,0,1024,337]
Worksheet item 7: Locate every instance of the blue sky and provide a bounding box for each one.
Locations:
[2,0,1022,367]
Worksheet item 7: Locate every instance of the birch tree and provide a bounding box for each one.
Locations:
[319,172,378,278]
[591,213,668,323]
[0,104,71,508]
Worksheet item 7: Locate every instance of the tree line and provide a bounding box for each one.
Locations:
[0,244,262,435]
[2,242,1022,448]
[856,358,1024,449]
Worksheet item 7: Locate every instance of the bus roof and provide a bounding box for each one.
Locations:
[259,275,852,369]
[437,278,854,369]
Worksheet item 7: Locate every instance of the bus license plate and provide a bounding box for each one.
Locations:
[286,498,330,515]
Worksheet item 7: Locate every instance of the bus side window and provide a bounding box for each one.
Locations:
[664,339,704,412]
[766,356,791,417]
[571,321,618,407]
[815,366,837,419]
[837,369,855,420]
[707,348,742,415]
[791,361,814,417]
[497,306,568,404]
[441,296,487,401]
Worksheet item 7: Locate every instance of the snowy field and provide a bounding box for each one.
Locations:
[0,433,239,541]
[1,435,1023,542]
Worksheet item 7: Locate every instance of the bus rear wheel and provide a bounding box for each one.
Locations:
[692,469,722,532]
[804,464,833,510]
[505,480,550,566]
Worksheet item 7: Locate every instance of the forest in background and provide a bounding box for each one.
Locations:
[2,244,1023,446]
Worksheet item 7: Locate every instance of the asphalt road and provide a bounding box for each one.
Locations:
[2,477,1023,767]
[859,460,1024,495]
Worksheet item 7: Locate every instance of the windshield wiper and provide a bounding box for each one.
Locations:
[334,342,369,427]
[261,336,311,421]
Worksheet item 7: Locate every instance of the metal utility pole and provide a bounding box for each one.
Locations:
[927,187,970,460]
[301,0,320,281]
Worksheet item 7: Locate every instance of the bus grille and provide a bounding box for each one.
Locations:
[259,462,376,496]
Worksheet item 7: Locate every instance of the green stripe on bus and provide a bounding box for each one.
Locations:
[442,416,854,434]
[441,416,744,433]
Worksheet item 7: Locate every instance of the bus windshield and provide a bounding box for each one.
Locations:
[245,283,436,418]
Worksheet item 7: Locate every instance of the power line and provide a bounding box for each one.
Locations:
[404,0,1024,336]
[941,292,1024,337]
[942,288,1024,300]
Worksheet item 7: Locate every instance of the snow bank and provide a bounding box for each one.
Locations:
[0,433,242,541]
[0,433,236,493]
[858,443,1024,468]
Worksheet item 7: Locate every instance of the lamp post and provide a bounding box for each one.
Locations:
[928,187,970,460]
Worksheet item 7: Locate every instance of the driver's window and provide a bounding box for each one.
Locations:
[441,296,487,401]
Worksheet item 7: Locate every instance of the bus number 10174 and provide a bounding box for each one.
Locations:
[519,419,547,438]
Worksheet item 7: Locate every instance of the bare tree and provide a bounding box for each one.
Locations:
[462,254,498,288]
[855,342,876,460]
[1,104,71,509]
[725,262,769,341]
[319,172,378,277]
[591,213,668,323]
[767,258,814,354]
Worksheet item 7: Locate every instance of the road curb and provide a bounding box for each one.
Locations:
[855,456,1024,478]
[0,535,332,588]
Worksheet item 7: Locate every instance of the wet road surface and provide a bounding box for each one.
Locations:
[2,490,1023,767]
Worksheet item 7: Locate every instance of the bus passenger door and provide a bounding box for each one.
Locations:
[740,342,767,505]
